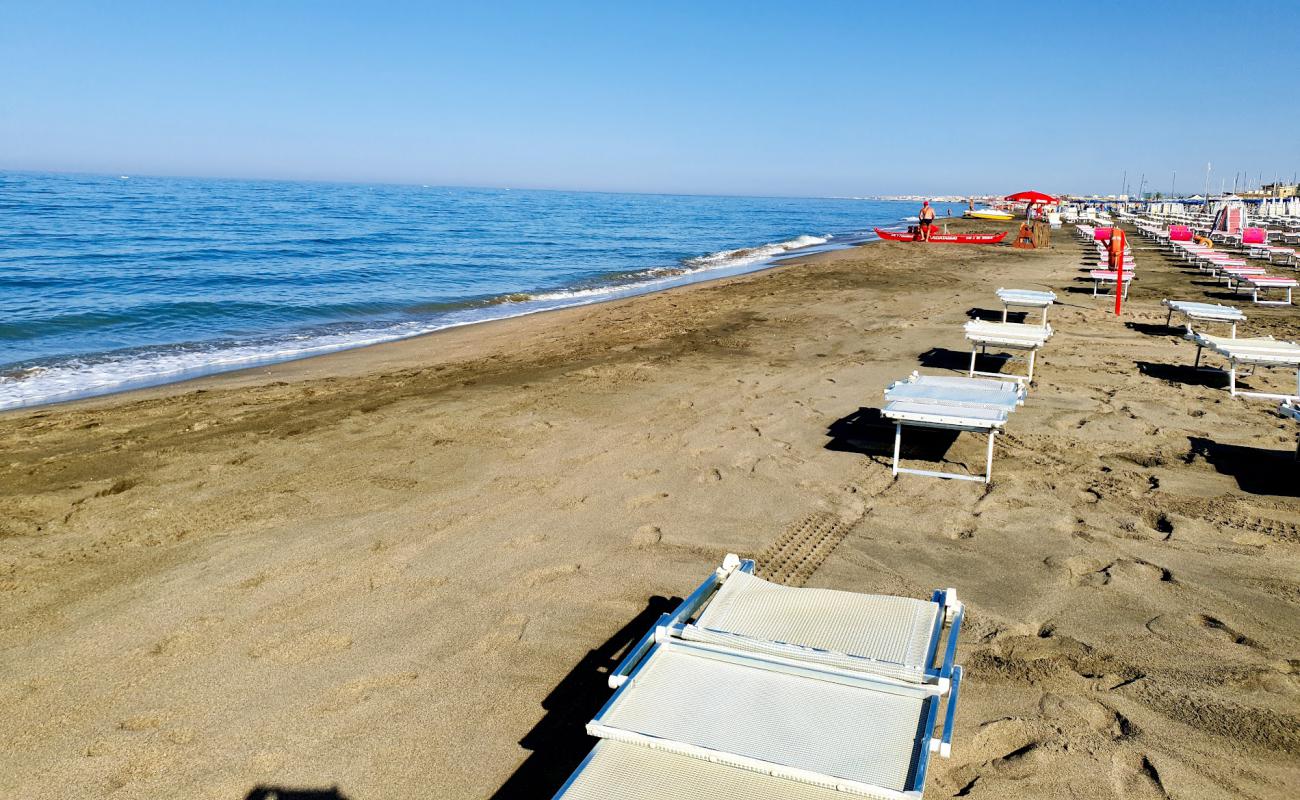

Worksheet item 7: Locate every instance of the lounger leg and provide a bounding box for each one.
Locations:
[1165,307,1173,327]
[892,423,902,477]
[1027,349,1036,383]
[984,430,996,484]
[1042,305,1049,326]
[1194,345,1203,368]
[1229,364,1237,397]
[1230,321,1237,338]
[968,347,978,377]
[1001,306,1008,323]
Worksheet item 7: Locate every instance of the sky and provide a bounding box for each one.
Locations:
[2,1,1297,197]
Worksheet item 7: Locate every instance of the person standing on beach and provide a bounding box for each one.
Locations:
[919,201,936,241]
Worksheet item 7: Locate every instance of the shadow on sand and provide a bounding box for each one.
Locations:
[916,347,972,373]
[825,407,959,465]
[1187,436,1299,496]
[489,596,678,800]
[1135,360,1229,390]
[245,788,351,800]
[917,346,1017,378]
[966,307,1027,324]
[1125,321,1183,338]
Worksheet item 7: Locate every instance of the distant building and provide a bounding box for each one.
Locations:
[1242,182,1298,199]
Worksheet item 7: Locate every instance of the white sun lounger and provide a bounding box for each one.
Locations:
[1186,333,1300,401]
[882,375,1020,483]
[1162,299,1245,337]
[963,320,1052,384]
[886,371,1027,407]
[1089,269,1134,299]
[558,557,964,800]
[1236,274,1297,305]
[995,288,1056,325]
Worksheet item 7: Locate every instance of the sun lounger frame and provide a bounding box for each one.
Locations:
[995,288,1056,326]
[558,558,966,800]
[1188,334,1300,401]
[890,418,999,484]
[1162,299,1244,338]
[963,322,1051,385]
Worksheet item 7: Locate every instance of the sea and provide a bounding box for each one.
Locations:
[0,172,919,410]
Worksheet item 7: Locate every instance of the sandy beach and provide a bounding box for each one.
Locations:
[3,220,1299,799]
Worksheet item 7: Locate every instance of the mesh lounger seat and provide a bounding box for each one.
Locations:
[881,374,1022,483]
[884,371,1026,408]
[557,557,965,800]
[1162,299,1245,337]
[557,740,860,800]
[995,288,1056,325]
[1186,333,1300,401]
[963,320,1052,384]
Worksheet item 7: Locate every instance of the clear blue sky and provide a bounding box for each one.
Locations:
[3,1,1297,197]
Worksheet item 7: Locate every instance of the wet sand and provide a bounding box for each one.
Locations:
[2,220,1299,798]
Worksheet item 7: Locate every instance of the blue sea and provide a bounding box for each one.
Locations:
[0,172,914,410]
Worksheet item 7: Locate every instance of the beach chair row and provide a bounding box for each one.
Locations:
[1076,224,1136,299]
[555,555,966,800]
[1138,223,1299,305]
[878,288,1056,484]
[1127,214,1300,404]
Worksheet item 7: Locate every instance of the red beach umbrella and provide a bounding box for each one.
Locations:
[1004,190,1057,204]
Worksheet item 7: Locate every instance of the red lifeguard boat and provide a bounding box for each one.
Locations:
[873,227,1008,244]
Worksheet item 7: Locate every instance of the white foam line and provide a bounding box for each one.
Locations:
[0,232,843,410]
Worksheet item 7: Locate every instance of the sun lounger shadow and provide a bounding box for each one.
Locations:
[965,307,1027,324]
[917,346,980,372]
[826,406,959,461]
[1124,321,1183,338]
[244,787,350,800]
[918,345,1017,378]
[1062,284,1104,296]
[489,596,678,800]
[1199,290,1248,302]
[1187,436,1300,496]
[1135,360,1230,389]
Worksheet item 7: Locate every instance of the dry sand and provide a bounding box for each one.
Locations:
[2,220,1298,799]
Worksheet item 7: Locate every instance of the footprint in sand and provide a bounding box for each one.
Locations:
[969,632,1143,692]
[632,525,663,548]
[1044,555,1173,587]
[504,532,547,549]
[622,468,660,480]
[1144,613,1257,649]
[314,671,420,713]
[696,467,723,483]
[1110,751,1169,799]
[247,629,353,664]
[522,562,581,588]
[1038,693,1136,739]
[626,492,669,509]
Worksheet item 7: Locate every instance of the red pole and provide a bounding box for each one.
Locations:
[1113,228,1125,315]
